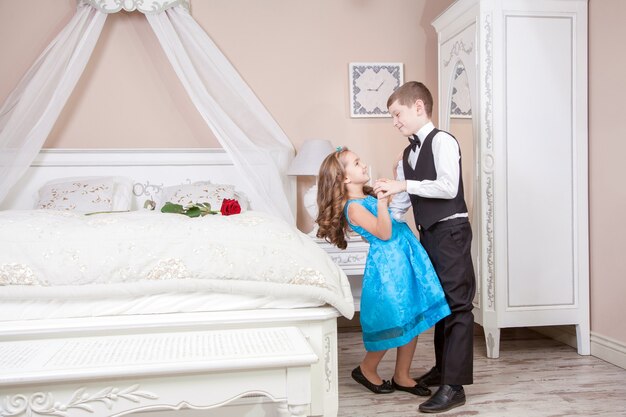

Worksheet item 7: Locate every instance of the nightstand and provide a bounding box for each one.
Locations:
[315,235,369,311]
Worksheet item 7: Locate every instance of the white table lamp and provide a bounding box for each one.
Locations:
[287,139,335,236]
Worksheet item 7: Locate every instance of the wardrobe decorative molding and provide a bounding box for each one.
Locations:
[443,40,474,67]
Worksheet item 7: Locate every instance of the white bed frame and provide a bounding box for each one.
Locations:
[0,149,340,417]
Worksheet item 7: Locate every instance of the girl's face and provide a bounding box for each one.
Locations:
[342,151,370,185]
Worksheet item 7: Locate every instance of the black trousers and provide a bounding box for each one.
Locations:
[420,217,476,385]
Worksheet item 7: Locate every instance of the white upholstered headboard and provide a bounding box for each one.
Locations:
[0,148,296,212]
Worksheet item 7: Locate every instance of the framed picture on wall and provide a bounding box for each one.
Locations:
[450,62,472,118]
[349,62,403,118]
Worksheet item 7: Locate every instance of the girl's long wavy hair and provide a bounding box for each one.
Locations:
[316,147,374,249]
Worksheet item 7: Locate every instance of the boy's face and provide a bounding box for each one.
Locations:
[388,100,423,137]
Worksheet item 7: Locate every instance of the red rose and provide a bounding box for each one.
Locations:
[220,198,241,216]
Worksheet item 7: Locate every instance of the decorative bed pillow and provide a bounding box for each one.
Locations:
[110,177,134,211]
[158,182,248,211]
[233,190,250,211]
[36,176,134,212]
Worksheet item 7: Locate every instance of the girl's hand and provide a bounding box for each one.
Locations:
[374,179,406,197]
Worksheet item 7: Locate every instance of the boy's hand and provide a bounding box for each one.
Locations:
[374,179,407,197]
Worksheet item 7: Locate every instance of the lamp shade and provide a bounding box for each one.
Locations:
[287,139,335,176]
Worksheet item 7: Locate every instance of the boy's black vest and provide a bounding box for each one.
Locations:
[402,128,468,230]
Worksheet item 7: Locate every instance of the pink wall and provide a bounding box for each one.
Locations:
[1,0,623,346]
[589,0,626,343]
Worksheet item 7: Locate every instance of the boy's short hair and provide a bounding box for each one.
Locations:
[386,81,433,118]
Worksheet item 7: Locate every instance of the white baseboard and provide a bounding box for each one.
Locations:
[530,325,626,370]
[590,332,626,370]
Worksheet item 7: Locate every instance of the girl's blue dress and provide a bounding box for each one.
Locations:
[345,196,450,351]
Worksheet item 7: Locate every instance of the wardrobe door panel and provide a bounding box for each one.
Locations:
[505,15,575,308]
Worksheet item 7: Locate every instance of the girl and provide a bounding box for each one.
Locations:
[316,147,450,396]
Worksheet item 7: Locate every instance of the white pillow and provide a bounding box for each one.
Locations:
[110,177,134,211]
[190,180,250,210]
[36,176,134,212]
[158,182,248,212]
[233,190,250,211]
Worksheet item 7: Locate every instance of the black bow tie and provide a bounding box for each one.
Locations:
[409,134,421,151]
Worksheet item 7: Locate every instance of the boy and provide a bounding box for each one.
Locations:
[373,81,476,414]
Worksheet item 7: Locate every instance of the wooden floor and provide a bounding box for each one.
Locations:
[337,325,626,417]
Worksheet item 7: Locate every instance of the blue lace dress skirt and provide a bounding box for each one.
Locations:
[345,196,450,351]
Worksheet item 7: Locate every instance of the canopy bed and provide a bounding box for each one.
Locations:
[0,1,352,416]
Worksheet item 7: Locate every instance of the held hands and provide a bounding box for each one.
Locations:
[374,178,407,198]
[376,189,391,205]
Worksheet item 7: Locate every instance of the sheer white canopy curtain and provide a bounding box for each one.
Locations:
[0,3,105,211]
[0,0,295,223]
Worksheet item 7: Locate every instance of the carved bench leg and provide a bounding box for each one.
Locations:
[276,402,290,417]
[277,402,308,417]
[288,404,309,417]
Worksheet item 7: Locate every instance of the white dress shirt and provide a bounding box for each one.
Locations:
[390,122,468,222]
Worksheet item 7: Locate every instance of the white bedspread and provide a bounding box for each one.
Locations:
[0,210,354,318]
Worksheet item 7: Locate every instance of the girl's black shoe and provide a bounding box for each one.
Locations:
[351,366,394,394]
[391,378,432,396]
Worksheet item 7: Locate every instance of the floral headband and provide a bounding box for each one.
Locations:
[335,146,343,152]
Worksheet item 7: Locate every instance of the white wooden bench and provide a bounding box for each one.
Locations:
[0,326,317,417]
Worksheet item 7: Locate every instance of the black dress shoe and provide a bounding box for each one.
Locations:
[391,378,431,396]
[351,366,394,394]
[418,384,466,413]
[414,366,441,387]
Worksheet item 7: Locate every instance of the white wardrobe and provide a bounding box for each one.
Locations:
[432,0,589,358]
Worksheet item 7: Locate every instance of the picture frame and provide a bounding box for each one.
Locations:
[349,62,403,118]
